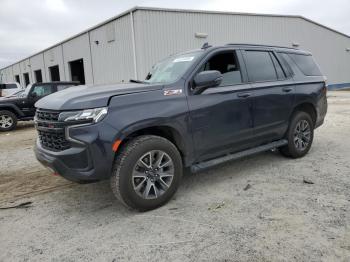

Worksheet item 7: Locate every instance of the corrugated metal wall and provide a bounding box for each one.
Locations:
[0,67,11,83]
[12,63,21,85]
[20,59,32,84]
[134,10,350,84]
[1,8,350,86]
[30,53,47,82]
[89,13,134,84]
[43,45,65,82]
[62,33,93,84]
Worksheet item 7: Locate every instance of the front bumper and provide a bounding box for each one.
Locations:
[35,141,99,182]
[34,121,119,182]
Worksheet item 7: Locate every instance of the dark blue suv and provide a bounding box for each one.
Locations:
[34,44,327,211]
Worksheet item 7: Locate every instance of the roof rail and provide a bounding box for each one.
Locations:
[225,43,299,50]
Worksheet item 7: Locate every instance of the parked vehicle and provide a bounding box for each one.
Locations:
[34,44,327,211]
[0,82,22,98]
[0,81,79,131]
[1,89,25,99]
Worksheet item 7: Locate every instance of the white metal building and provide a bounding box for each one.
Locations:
[1,6,350,89]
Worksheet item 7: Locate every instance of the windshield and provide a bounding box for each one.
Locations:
[145,51,203,84]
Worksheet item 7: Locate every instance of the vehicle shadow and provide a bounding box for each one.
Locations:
[49,149,287,215]
[15,121,35,130]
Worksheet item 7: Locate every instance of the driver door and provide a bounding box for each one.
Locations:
[187,49,255,162]
[27,84,55,116]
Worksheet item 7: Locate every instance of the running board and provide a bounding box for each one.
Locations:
[191,139,288,173]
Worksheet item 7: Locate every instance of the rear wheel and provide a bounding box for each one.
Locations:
[280,111,314,158]
[111,135,183,211]
[0,110,17,132]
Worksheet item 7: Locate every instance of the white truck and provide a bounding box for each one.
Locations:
[0,83,23,98]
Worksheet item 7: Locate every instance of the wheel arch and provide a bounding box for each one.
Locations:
[0,104,23,118]
[117,125,188,165]
[291,102,317,126]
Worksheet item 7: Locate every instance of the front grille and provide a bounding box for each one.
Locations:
[36,109,71,151]
[36,110,60,121]
[38,130,71,151]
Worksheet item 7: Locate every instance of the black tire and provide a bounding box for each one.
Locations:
[280,111,314,158]
[0,110,17,132]
[111,135,183,211]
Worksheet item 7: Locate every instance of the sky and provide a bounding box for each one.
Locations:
[0,0,349,68]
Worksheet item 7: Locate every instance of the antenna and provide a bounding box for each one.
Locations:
[201,42,212,49]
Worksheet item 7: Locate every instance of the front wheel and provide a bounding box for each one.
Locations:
[0,110,17,132]
[111,135,183,211]
[280,111,314,158]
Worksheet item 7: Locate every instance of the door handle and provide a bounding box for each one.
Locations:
[282,87,293,93]
[237,92,252,98]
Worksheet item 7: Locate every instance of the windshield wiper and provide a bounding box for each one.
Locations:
[129,79,148,84]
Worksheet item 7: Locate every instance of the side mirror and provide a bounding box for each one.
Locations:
[193,70,223,94]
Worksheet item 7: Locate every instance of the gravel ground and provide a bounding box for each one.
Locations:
[0,91,349,262]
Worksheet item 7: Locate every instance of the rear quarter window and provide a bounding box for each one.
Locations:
[288,53,322,76]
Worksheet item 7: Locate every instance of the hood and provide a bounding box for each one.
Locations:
[35,83,162,110]
[0,96,24,103]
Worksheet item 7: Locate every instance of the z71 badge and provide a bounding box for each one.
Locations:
[163,89,183,96]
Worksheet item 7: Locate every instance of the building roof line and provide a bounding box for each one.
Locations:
[0,6,138,71]
[136,6,350,39]
[1,6,350,71]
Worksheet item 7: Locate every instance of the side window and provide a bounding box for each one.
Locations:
[57,84,74,91]
[31,85,54,97]
[244,51,277,82]
[279,53,296,76]
[270,53,286,80]
[288,53,322,76]
[0,84,17,89]
[200,51,242,86]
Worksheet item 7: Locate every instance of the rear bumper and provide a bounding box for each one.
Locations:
[315,118,324,129]
[34,121,119,182]
[315,92,328,129]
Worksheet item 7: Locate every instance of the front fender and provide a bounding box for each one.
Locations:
[0,103,24,117]
[105,89,194,166]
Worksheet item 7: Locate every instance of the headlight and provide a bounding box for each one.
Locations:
[59,107,108,123]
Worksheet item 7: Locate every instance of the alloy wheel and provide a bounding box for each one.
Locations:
[132,150,174,199]
[293,119,311,151]
[0,115,14,129]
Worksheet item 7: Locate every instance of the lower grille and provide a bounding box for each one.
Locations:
[38,130,71,151]
[36,109,71,151]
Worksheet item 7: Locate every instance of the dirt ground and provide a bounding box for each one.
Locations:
[0,91,349,262]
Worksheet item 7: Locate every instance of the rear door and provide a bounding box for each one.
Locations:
[187,49,255,162]
[242,49,295,145]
